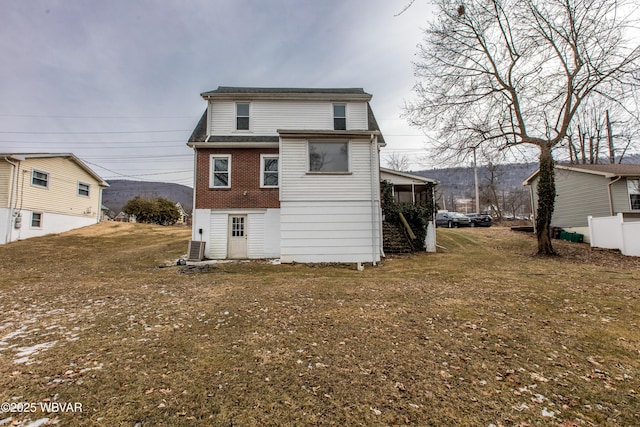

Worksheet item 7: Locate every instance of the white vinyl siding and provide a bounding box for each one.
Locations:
[247,213,263,258]
[280,201,380,263]
[206,209,281,259]
[209,213,228,258]
[210,100,368,135]
[280,138,376,201]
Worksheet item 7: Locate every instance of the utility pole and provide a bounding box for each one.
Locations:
[473,147,480,213]
[606,110,615,164]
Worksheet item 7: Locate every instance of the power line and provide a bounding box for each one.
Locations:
[0,129,191,135]
[0,114,196,119]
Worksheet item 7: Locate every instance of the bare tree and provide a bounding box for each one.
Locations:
[384,152,412,171]
[406,0,640,255]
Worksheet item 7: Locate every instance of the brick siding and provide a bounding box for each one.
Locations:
[195,147,280,209]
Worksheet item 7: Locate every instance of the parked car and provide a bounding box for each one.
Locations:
[435,212,472,228]
[465,213,493,227]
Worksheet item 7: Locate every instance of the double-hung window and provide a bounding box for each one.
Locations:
[260,155,279,188]
[236,102,250,130]
[308,141,349,173]
[628,178,640,210]
[210,155,231,188]
[32,170,49,188]
[333,104,346,130]
[78,182,90,197]
[31,212,43,228]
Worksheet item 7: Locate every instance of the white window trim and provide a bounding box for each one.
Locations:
[78,181,90,197]
[628,178,640,211]
[235,102,251,132]
[260,154,279,188]
[31,212,43,229]
[333,103,347,130]
[209,154,232,188]
[306,140,352,174]
[31,169,49,189]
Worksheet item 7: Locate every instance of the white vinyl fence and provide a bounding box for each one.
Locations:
[588,213,640,257]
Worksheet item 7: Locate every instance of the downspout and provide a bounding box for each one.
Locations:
[369,133,381,264]
[3,157,19,244]
[192,147,198,241]
[607,176,622,216]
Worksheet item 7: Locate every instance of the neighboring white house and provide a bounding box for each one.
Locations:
[0,153,109,244]
[187,86,386,263]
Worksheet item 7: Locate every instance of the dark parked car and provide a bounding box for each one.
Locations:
[465,213,493,227]
[435,212,472,228]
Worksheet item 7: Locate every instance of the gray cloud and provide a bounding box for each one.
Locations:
[0,0,433,185]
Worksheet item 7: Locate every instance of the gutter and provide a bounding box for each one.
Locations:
[369,133,383,264]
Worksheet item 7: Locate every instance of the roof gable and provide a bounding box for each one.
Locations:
[1,153,109,187]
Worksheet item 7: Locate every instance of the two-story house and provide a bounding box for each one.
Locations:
[0,153,109,244]
[187,86,386,263]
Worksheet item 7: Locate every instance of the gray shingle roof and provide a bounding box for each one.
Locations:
[561,163,640,176]
[202,86,370,96]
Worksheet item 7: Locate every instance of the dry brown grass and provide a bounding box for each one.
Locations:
[0,223,639,426]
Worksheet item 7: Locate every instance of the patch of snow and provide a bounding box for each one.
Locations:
[13,341,57,363]
[23,419,50,427]
[1,326,29,343]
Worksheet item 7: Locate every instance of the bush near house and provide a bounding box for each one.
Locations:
[122,196,180,226]
[381,180,434,250]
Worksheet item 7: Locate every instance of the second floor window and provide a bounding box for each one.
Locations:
[333,104,346,130]
[309,141,349,173]
[261,155,279,187]
[210,155,231,188]
[78,182,90,197]
[236,102,250,130]
[32,170,49,188]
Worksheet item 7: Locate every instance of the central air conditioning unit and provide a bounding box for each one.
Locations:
[187,240,206,261]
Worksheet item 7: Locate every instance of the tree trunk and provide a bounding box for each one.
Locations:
[536,144,556,255]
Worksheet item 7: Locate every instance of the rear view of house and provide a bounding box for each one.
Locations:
[188,86,385,263]
[0,153,109,244]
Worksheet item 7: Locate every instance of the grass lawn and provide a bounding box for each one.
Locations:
[0,222,639,426]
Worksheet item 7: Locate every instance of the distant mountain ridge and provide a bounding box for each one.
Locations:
[410,153,640,200]
[102,180,193,214]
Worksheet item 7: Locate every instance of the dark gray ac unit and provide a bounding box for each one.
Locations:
[187,240,206,261]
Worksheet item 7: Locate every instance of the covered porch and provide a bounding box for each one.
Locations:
[380,168,437,207]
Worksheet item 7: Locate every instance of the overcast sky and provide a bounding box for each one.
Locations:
[0,0,435,186]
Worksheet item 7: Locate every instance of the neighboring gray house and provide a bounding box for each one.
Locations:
[524,164,640,240]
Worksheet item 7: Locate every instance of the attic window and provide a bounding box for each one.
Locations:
[333,104,346,130]
[628,178,640,210]
[236,102,250,130]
